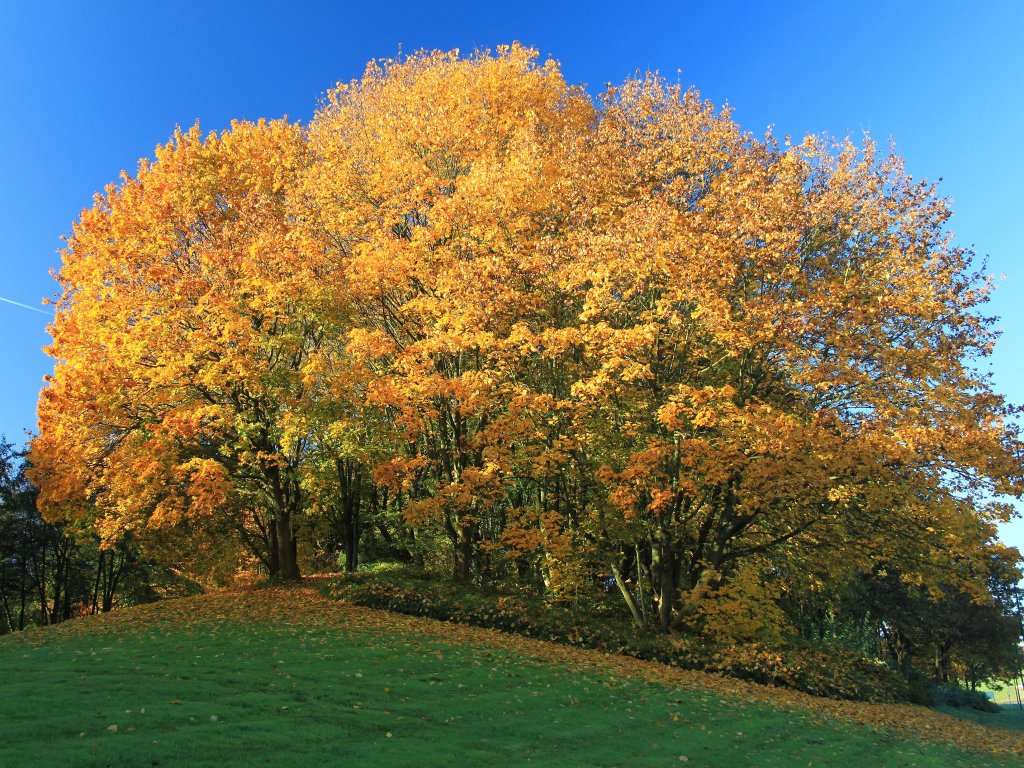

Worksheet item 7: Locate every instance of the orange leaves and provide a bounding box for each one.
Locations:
[32,117,323,577]
[178,459,231,517]
[344,327,398,363]
[297,47,1019,605]
[371,456,428,495]
[30,45,1022,608]
[657,385,738,433]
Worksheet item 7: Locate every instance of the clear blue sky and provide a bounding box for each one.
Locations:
[2,1,1023,543]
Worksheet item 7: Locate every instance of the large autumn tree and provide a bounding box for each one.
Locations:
[544,77,1024,628]
[298,49,1022,627]
[32,119,329,580]
[32,46,1022,629]
[299,45,595,583]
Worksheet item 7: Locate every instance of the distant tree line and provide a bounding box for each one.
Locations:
[0,439,150,633]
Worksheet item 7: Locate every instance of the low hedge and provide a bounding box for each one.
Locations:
[931,683,1001,712]
[319,569,908,703]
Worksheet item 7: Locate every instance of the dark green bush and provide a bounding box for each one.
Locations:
[931,683,1001,712]
[900,668,937,706]
[319,568,908,703]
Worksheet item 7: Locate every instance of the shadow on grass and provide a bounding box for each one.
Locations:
[935,704,1024,731]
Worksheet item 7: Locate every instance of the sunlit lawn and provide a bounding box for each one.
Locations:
[0,590,1015,767]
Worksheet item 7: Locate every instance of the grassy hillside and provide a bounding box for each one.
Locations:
[0,585,1020,767]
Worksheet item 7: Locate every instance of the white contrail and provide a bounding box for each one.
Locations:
[0,296,52,315]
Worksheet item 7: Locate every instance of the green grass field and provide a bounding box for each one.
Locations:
[981,681,1024,709]
[0,587,1020,767]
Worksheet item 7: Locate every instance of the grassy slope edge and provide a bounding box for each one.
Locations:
[0,585,1019,767]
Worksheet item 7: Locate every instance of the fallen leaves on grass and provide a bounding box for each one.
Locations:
[4,581,1021,759]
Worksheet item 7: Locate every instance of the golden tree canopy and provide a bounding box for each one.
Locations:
[31,46,1022,616]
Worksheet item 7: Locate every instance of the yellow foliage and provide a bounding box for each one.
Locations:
[29,44,1023,608]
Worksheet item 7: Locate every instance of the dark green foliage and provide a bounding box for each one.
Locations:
[0,438,152,633]
[686,640,909,704]
[779,550,1024,698]
[321,567,908,703]
[931,684,1002,713]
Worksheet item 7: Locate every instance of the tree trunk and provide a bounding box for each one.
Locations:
[91,550,105,615]
[275,510,301,581]
[881,625,912,669]
[261,448,301,580]
[0,577,14,633]
[935,641,952,684]
[336,458,362,573]
[101,545,126,613]
[651,530,675,631]
[345,519,359,573]
[455,521,475,584]
[443,512,461,581]
[609,559,644,628]
[268,516,281,577]
[18,562,27,630]
[375,520,413,563]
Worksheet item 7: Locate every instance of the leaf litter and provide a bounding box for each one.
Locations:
[2,581,1020,762]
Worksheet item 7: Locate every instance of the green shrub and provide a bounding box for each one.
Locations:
[900,668,937,706]
[689,641,907,703]
[932,683,1001,712]
[318,568,909,703]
